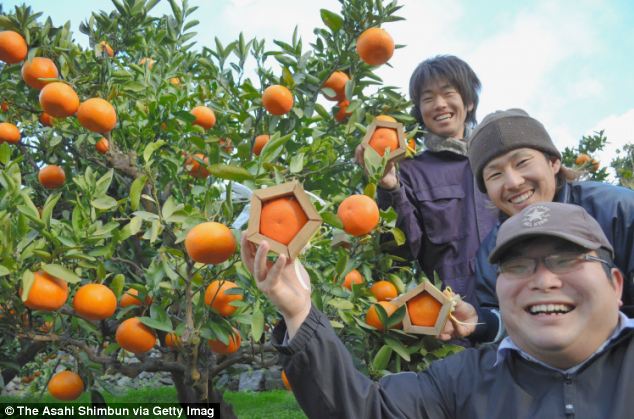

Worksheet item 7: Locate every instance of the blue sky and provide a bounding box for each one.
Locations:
[5,0,634,167]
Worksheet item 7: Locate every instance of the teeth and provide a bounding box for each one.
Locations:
[510,190,533,204]
[529,304,573,314]
[434,113,451,121]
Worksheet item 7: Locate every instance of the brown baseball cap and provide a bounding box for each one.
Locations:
[489,202,614,264]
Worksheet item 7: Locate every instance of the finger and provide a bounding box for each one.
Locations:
[354,144,365,167]
[265,253,287,288]
[240,235,255,272]
[253,240,271,283]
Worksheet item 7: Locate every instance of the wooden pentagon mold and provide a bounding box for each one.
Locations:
[391,281,453,336]
[360,120,407,167]
[246,181,322,259]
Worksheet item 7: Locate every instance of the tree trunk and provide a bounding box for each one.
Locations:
[171,371,237,419]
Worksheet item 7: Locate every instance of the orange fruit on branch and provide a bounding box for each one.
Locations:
[262,85,293,115]
[365,301,400,331]
[370,280,398,301]
[375,115,396,122]
[165,332,181,348]
[73,283,117,321]
[259,197,308,245]
[204,280,242,317]
[208,328,242,354]
[39,82,79,118]
[39,112,54,127]
[334,100,351,122]
[185,222,236,264]
[323,71,349,101]
[38,165,66,189]
[253,134,269,156]
[21,271,68,311]
[115,317,157,353]
[77,98,117,133]
[1,101,8,112]
[21,57,59,90]
[0,122,20,144]
[48,371,84,401]
[95,138,110,154]
[190,105,216,130]
[343,269,364,290]
[356,27,395,66]
[337,194,380,236]
[184,153,209,178]
[407,292,442,327]
[369,127,399,157]
[119,288,152,308]
[98,41,114,57]
[139,57,155,69]
[0,31,28,64]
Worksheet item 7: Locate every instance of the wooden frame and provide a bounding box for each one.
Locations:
[360,120,407,166]
[391,281,453,336]
[246,181,322,259]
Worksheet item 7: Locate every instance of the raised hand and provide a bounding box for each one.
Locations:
[240,235,312,338]
[437,299,478,341]
[354,143,399,190]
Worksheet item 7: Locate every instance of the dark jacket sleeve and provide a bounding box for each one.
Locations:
[469,226,503,343]
[376,171,425,263]
[272,307,450,419]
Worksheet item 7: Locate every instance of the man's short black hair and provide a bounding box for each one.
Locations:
[409,55,481,129]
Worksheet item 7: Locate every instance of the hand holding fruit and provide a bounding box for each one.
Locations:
[240,236,312,338]
[437,298,478,341]
[354,143,399,190]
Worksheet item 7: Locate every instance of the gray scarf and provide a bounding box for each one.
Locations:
[422,126,472,156]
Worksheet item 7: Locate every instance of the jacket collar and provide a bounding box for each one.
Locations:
[422,126,473,156]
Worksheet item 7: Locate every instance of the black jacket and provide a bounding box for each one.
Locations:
[274,307,634,419]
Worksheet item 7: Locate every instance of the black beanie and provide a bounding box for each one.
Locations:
[467,109,561,192]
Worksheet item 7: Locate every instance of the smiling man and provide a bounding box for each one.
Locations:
[355,56,498,313]
[465,108,634,343]
[241,202,634,418]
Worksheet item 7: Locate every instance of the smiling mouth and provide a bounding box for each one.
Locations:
[527,303,575,315]
[508,190,534,204]
[434,113,453,122]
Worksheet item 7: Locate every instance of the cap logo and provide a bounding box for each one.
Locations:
[522,205,550,227]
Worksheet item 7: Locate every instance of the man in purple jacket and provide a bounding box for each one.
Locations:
[356,55,498,308]
[240,202,634,418]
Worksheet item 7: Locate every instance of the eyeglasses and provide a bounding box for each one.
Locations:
[498,252,611,279]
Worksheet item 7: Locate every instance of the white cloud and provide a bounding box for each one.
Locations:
[591,109,634,163]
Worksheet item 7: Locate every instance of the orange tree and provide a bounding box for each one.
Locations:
[0,0,460,415]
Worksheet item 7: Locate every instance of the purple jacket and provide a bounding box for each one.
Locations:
[377,136,497,305]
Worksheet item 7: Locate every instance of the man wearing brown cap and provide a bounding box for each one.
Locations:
[466,108,634,343]
[241,202,634,418]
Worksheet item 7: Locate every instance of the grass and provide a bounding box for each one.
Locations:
[0,386,307,418]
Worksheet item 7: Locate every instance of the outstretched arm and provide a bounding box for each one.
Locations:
[240,236,312,339]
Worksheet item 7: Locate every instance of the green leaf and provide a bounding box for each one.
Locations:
[260,133,292,163]
[110,274,125,298]
[372,345,393,371]
[290,153,304,173]
[138,316,172,333]
[391,227,406,246]
[251,306,264,342]
[0,265,10,276]
[41,264,81,284]
[0,143,10,165]
[364,183,377,199]
[129,175,147,211]
[91,196,118,210]
[208,164,254,181]
[320,9,344,32]
[328,298,354,310]
[385,336,411,362]
[40,192,62,228]
[321,211,343,229]
[95,169,114,196]
[20,271,35,302]
[143,140,166,163]
[335,251,349,277]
